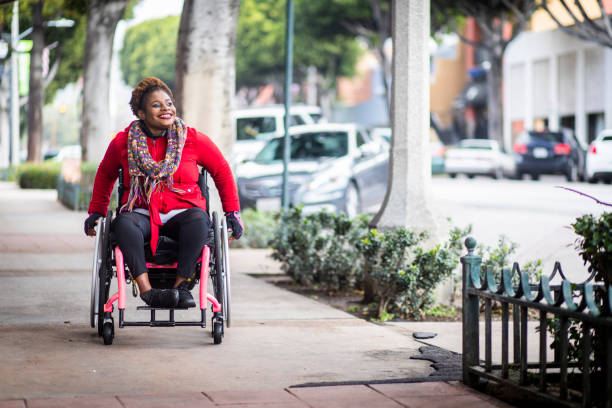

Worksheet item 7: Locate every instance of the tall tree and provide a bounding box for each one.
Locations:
[542,0,612,48]
[119,15,179,90]
[1,0,85,162]
[26,0,43,162]
[80,0,128,163]
[175,0,240,159]
[236,0,362,101]
[431,0,537,149]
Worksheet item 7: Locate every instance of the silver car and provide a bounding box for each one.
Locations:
[235,123,389,217]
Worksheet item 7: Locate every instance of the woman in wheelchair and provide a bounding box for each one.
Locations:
[83,77,243,309]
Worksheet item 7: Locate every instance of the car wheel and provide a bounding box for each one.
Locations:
[448,173,457,179]
[492,168,503,180]
[588,176,598,184]
[531,174,540,181]
[467,174,475,179]
[343,183,361,219]
[566,162,578,182]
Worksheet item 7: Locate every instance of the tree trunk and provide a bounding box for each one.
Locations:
[0,63,9,167]
[370,0,436,237]
[80,0,127,163]
[175,0,240,159]
[26,1,44,163]
[487,53,504,149]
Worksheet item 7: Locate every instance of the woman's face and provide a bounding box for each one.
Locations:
[137,89,176,134]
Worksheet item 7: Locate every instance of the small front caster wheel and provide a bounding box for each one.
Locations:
[213,321,223,344]
[102,322,114,345]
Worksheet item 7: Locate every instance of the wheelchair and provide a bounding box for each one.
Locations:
[89,168,231,345]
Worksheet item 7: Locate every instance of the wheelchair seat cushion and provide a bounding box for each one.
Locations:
[145,235,179,265]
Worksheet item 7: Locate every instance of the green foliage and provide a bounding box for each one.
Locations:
[269,206,369,292]
[17,162,61,189]
[425,304,457,318]
[477,234,518,276]
[236,0,364,89]
[229,209,278,249]
[572,213,612,285]
[357,225,470,319]
[119,15,180,90]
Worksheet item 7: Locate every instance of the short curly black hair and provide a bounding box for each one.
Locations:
[129,77,174,117]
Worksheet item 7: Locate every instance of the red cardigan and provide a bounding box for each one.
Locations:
[88,122,240,253]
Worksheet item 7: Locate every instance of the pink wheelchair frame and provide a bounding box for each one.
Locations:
[91,168,230,345]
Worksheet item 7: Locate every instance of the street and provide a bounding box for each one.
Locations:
[429,175,612,283]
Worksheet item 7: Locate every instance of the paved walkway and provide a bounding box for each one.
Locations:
[0,182,512,407]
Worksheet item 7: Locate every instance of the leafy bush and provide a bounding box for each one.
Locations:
[572,212,612,285]
[269,206,370,291]
[357,225,470,319]
[230,208,278,249]
[17,162,62,189]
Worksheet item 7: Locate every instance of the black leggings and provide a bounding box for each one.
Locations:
[111,207,211,279]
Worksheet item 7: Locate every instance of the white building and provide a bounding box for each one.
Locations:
[503,28,612,150]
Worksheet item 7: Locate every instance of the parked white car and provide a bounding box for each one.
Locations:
[235,123,388,217]
[586,129,612,183]
[231,105,323,164]
[445,139,515,179]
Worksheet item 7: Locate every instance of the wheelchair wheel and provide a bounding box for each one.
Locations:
[220,217,232,328]
[97,212,113,337]
[213,320,223,344]
[102,322,114,345]
[212,212,225,315]
[89,216,105,328]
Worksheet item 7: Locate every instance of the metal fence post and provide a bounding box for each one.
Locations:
[461,237,480,386]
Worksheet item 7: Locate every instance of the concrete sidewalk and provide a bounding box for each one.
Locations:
[0,181,511,407]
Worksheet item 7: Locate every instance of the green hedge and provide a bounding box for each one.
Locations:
[17,162,62,189]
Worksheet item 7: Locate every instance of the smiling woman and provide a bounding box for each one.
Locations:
[85,76,244,309]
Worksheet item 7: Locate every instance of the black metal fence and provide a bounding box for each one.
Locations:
[461,237,612,407]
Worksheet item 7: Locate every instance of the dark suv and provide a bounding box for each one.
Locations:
[513,129,586,181]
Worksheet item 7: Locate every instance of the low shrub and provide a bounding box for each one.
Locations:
[357,225,470,319]
[572,212,612,286]
[269,206,370,292]
[17,162,62,189]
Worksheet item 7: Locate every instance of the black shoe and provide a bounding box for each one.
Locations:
[176,281,196,308]
[141,288,179,308]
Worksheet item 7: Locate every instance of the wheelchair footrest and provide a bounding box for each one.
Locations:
[119,308,207,328]
[136,306,189,311]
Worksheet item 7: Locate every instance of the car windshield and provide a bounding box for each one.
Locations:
[236,116,277,140]
[255,131,349,163]
[523,131,564,143]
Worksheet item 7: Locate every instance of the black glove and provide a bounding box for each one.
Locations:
[224,211,243,239]
[84,212,104,236]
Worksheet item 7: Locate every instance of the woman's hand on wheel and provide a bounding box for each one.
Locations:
[224,211,243,240]
[84,212,104,236]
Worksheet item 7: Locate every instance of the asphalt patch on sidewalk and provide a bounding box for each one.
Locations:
[291,345,461,388]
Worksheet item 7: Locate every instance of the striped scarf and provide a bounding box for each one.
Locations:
[122,118,187,212]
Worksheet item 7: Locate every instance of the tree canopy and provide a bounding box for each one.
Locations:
[236,0,364,89]
[119,14,180,90]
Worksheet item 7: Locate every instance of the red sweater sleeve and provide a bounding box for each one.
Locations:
[87,136,123,215]
[193,129,240,212]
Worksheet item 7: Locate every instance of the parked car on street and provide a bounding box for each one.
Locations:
[513,130,585,181]
[235,123,389,217]
[586,129,612,183]
[231,105,323,165]
[444,139,514,179]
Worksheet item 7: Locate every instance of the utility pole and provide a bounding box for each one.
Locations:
[10,0,19,166]
[281,0,294,211]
